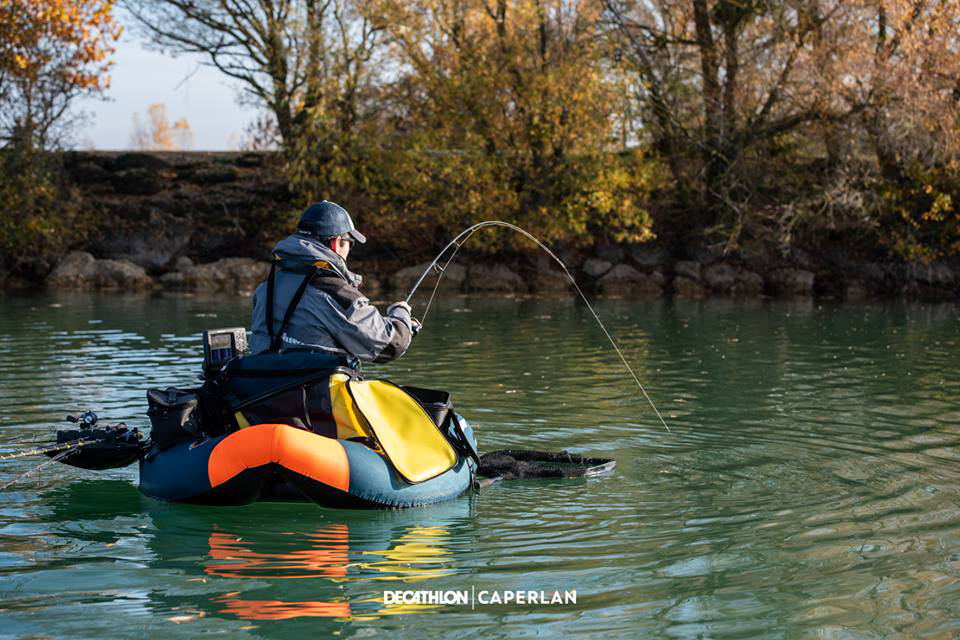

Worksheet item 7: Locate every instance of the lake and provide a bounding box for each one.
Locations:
[1,291,958,638]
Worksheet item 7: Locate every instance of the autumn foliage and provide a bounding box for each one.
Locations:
[286,0,658,250]
[0,0,118,85]
[118,0,960,261]
[0,0,120,268]
[0,0,121,148]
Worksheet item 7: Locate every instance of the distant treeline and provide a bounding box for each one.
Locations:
[2,1,960,272]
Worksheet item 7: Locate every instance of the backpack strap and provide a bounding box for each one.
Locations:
[265,257,278,345]
[269,265,319,352]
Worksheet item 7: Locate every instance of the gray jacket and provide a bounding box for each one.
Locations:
[249,235,413,363]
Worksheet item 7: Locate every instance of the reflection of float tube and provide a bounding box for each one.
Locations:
[205,524,350,580]
[357,526,454,582]
[201,521,457,621]
[139,417,477,508]
[205,523,354,620]
[40,481,473,623]
[214,597,351,620]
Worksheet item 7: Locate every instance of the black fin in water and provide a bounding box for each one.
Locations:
[476,449,616,483]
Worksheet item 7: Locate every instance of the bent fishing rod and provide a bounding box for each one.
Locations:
[404,220,671,434]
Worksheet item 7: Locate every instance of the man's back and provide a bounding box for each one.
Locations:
[250,232,414,363]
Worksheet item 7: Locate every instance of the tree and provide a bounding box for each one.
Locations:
[848,1,960,177]
[843,1,960,262]
[123,0,383,153]
[238,112,281,151]
[0,0,121,150]
[0,0,120,273]
[603,0,960,254]
[603,2,869,231]
[130,102,193,150]
[362,0,656,245]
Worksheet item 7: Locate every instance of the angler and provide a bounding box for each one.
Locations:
[250,200,420,365]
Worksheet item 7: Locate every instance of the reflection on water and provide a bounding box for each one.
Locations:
[1,291,959,637]
[205,526,350,581]
[215,597,350,621]
[140,486,471,624]
[358,526,456,582]
[201,519,457,620]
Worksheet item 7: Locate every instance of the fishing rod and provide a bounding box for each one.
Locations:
[0,438,95,461]
[0,447,82,491]
[0,413,145,490]
[404,220,671,434]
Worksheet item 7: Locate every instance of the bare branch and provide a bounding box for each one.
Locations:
[122,0,382,148]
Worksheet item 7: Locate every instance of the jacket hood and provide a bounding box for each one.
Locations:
[272,234,362,287]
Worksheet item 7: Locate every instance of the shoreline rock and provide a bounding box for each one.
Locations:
[39,247,960,302]
[769,269,815,295]
[388,261,466,293]
[702,263,764,294]
[159,258,270,294]
[673,276,706,297]
[48,251,154,290]
[674,260,701,282]
[466,264,527,293]
[583,258,613,278]
[597,264,663,296]
[94,210,194,271]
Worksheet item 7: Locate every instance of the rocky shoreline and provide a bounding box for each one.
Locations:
[39,245,960,301]
[4,151,960,301]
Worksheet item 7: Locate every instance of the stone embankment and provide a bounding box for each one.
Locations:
[11,151,960,300]
[44,246,960,300]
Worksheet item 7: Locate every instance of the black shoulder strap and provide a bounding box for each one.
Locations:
[265,258,278,345]
[269,266,319,352]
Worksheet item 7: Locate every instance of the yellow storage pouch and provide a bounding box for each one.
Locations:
[329,373,371,441]
[346,380,458,483]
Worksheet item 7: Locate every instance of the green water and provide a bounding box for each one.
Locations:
[1,291,959,638]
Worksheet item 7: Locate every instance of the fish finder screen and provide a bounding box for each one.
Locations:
[209,333,233,349]
[202,328,248,374]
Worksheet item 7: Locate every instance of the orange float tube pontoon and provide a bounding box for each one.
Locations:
[139,418,477,508]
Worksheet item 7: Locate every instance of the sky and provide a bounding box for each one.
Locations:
[76,20,254,151]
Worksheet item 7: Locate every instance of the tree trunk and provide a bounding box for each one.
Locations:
[304,0,323,116]
[722,19,738,144]
[692,0,723,214]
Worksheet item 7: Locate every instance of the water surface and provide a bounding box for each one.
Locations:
[1,291,958,638]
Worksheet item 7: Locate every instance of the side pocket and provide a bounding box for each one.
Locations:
[329,373,372,441]
[147,388,201,450]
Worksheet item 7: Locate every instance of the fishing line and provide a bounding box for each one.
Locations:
[405,220,671,434]
[412,225,485,325]
[0,448,79,491]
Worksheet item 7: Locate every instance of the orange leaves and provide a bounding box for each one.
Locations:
[826,1,960,159]
[876,166,960,263]
[0,0,120,150]
[376,0,615,158]
[0,0,121,91]
[130,103,194,151]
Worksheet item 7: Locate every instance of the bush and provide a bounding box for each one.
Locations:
[288,132,661,257]
[872,167,960,264]
[0,150,92,271]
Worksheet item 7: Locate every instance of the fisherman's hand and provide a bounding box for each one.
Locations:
[386,301,412,317]
[411,317,422,337]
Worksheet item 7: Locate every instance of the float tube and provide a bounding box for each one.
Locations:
[139,415,477,508]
